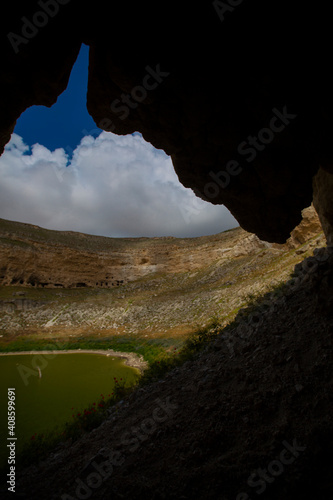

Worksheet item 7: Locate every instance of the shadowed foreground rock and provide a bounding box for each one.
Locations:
[2,248,333,500]
[1,1,333,243]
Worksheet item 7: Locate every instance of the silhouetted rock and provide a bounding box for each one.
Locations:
[1,1,332,243]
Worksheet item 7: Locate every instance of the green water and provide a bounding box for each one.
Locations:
[0,353,139,466]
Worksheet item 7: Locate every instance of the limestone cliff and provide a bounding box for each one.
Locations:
[0,206,322,289]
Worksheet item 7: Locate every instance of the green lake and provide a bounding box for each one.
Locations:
[0,352,140,467]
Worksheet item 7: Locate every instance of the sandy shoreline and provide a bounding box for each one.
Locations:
[0,349,148,373]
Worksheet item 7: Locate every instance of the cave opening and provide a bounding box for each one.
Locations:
[0,45,237,241]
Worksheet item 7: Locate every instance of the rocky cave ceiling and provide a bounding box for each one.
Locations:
[1,0,332,243]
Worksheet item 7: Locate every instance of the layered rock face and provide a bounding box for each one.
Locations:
[0,206,322,289]
[1,1,332,243]
[0,217,247,288]
[0,209,324,336]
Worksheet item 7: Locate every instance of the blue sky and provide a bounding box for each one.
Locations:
[0,44,237,238]
[14,44,98,156]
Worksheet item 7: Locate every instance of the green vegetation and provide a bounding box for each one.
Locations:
[139,318,221,384]
[0,336,171,364]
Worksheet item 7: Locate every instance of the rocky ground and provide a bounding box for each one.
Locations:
[2,245,333,499]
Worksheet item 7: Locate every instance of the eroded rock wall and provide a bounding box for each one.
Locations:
[0,207,323,289]
[0,221,246,288]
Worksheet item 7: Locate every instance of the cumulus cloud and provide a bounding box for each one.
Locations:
[0,132,238,238]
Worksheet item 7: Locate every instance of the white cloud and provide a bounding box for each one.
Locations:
[0,132,238,238]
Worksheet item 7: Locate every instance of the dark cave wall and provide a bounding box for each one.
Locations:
[1,0,332,243]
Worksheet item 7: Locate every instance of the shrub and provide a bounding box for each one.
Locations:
[140,318,221,385]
